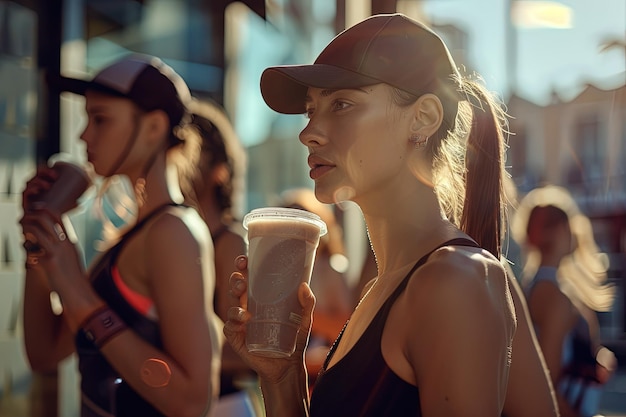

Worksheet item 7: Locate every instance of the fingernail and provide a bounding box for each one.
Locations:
[234,280,245,292]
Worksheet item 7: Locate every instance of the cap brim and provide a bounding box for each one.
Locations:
[54,75,126,98]
[56,76,91,95]
[260,64,381,114]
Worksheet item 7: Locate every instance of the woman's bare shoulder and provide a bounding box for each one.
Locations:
[416,245,506,290]
[142,207,209,259]
[402,245,512,332]
[394,247,513,415]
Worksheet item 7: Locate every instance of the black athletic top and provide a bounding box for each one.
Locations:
[310,238,480,417]
[76,204,179,417]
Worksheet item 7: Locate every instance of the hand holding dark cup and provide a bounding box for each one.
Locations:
[21,155,92,259]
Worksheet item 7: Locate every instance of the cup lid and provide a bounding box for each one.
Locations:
[243,207,328,236]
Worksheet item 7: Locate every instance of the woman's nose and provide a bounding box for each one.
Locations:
[299,121,327,147]
[79,123,90,143]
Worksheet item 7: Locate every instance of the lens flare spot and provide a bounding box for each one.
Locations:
[140,358,172,388]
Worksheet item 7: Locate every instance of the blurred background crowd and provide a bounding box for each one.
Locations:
[0,0,624,416]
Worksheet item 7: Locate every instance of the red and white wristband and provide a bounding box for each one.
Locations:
[80,305,127,348]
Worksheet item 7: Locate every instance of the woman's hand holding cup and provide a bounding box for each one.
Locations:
[21,154,92,265]
[223,255,317,385]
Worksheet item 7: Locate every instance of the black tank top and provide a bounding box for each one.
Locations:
[76,204,179,417]
[310,238,480,417]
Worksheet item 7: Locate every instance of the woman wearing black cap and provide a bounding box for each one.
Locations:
[20,54,221,416]
[224,13,557,417]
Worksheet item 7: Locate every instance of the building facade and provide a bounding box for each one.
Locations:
[508,82,626,343]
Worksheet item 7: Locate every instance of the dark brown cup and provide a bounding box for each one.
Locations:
[24,159,92,255]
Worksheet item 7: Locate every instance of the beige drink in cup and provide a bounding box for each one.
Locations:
[243,207,327,358]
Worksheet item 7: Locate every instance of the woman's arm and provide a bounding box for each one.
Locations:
[259,363,311,417]
[97,213,216,417]
[224,256,314,417]
[21,167,77,371]
[22,263,76,371]
[24,210,217,417]
[403,252,514,416]
[503,266,559,417]
[528,281,581,417]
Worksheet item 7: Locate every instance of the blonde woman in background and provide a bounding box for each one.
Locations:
[511,185,617,417]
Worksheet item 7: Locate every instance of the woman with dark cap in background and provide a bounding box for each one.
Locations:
[224,13,557,417]
[20,54,221,417]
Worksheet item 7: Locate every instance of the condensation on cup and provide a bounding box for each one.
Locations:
[243,207,327,358]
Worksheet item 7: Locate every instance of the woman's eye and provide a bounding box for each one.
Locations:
[91,115,106,125]
[304,99,350,118]
[331,100,350,112]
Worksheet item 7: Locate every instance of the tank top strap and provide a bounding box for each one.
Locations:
[122,202,182,241]
[391,237,480,298]
[89,203,182,275]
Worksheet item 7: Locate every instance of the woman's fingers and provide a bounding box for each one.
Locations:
[22,167,58,210]
[229,272,247,297]
[21,215,53,248]
[224,268,250,352]
[235,254,248,271]
[223,306,252,366]
[20,209,67,258]
[295,282,316,353]
[226,306,250,324]
[229,258,248,309]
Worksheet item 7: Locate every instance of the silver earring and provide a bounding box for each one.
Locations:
[409,134,428,149]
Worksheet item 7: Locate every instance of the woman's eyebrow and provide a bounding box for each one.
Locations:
[306,87,371,103]
[305,89,336,103]
[85,104,110,114]
[320,89,338,97]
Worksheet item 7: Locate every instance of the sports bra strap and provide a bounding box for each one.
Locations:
[440,237,480,249]
[390,237,480,298]
[121,203,181,241]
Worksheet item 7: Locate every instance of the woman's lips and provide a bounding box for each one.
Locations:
[308,155,335,180]
[310,165,334,179]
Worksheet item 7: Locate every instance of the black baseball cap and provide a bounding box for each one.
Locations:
[58,54,191,127]
[260,13,461,114]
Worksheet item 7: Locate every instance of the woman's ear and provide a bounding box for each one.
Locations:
[211,162,230,186]
[143,110,170,143]
[411,93,444,136]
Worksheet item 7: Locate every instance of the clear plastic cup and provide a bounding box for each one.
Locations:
[243,207,327,358]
